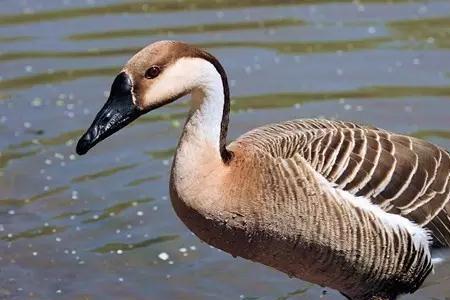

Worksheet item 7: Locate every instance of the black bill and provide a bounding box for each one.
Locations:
[76,72,143,155]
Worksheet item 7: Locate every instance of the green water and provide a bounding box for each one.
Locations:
[0,0,449,299]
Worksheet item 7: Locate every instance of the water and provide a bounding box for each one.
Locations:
[0,0,449,299]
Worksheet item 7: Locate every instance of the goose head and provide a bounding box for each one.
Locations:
[76,40,228,155]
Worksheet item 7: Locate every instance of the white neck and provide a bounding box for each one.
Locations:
[174,58,225,167]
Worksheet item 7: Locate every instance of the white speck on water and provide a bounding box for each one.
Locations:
[152,205,158,211]
[168,260,174,265]
[216,11,224,19]
[56,289,62,294]
[137,211,144,216]
[158,252,169,261]
[25,65,33,72]
[0,225,4,232]
[93,215,99,220]
[32,252,38,256]
[344,104,352,111]
[54,153,64,160]
[189,245,197,251]
[69,154,76,160]
[118,277,124,282]
[404,105,413,113]
[126,234,132,239]
[116,249,123,255]
[45,159,52,165]
[71,191,78,200]
[115,229,121,234]
[179,247,187,253]
[31,98,43,107]
[418,5,427,14]
[162,160,169,166]
[70,215,76,220]
[367,26,376,34]
[71,250,77,255]
[8,210,15,215]
[413,58,420,65]
[336,68,343,76]
[55,237,61,242]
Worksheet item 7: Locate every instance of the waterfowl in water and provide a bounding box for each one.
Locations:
[76,40,450,300]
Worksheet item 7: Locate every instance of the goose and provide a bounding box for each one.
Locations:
[76,40,450,300]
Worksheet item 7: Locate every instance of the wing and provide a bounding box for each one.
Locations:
[237,119,450,246]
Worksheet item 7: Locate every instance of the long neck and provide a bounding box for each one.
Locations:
[176,57,231,164]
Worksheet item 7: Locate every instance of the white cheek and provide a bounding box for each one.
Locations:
[142,57,217,107]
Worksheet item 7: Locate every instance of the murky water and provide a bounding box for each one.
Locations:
[0,0,449,299]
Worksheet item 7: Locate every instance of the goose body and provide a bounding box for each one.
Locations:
[76,41,450,300]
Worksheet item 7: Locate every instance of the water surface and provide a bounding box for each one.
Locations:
[0,0,449,299]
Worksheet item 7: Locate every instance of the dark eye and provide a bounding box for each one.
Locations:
[145,66,160,79]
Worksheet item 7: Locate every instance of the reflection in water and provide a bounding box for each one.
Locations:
[126,175,161,187]
[389,16,450,49]
[2,225,66,242]
[412,130,450,140]
[0,0,449,299]
[92,234,179,254]
[0,66,119,90]
[0,0,414,25]
[68,19,305,41]
[72,163,138,183]
[83,197,152,224]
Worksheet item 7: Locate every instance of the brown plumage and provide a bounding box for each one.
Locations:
[76,41,449,300]
[240,119,450,247]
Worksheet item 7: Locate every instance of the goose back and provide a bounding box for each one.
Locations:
[237,119,450,246]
